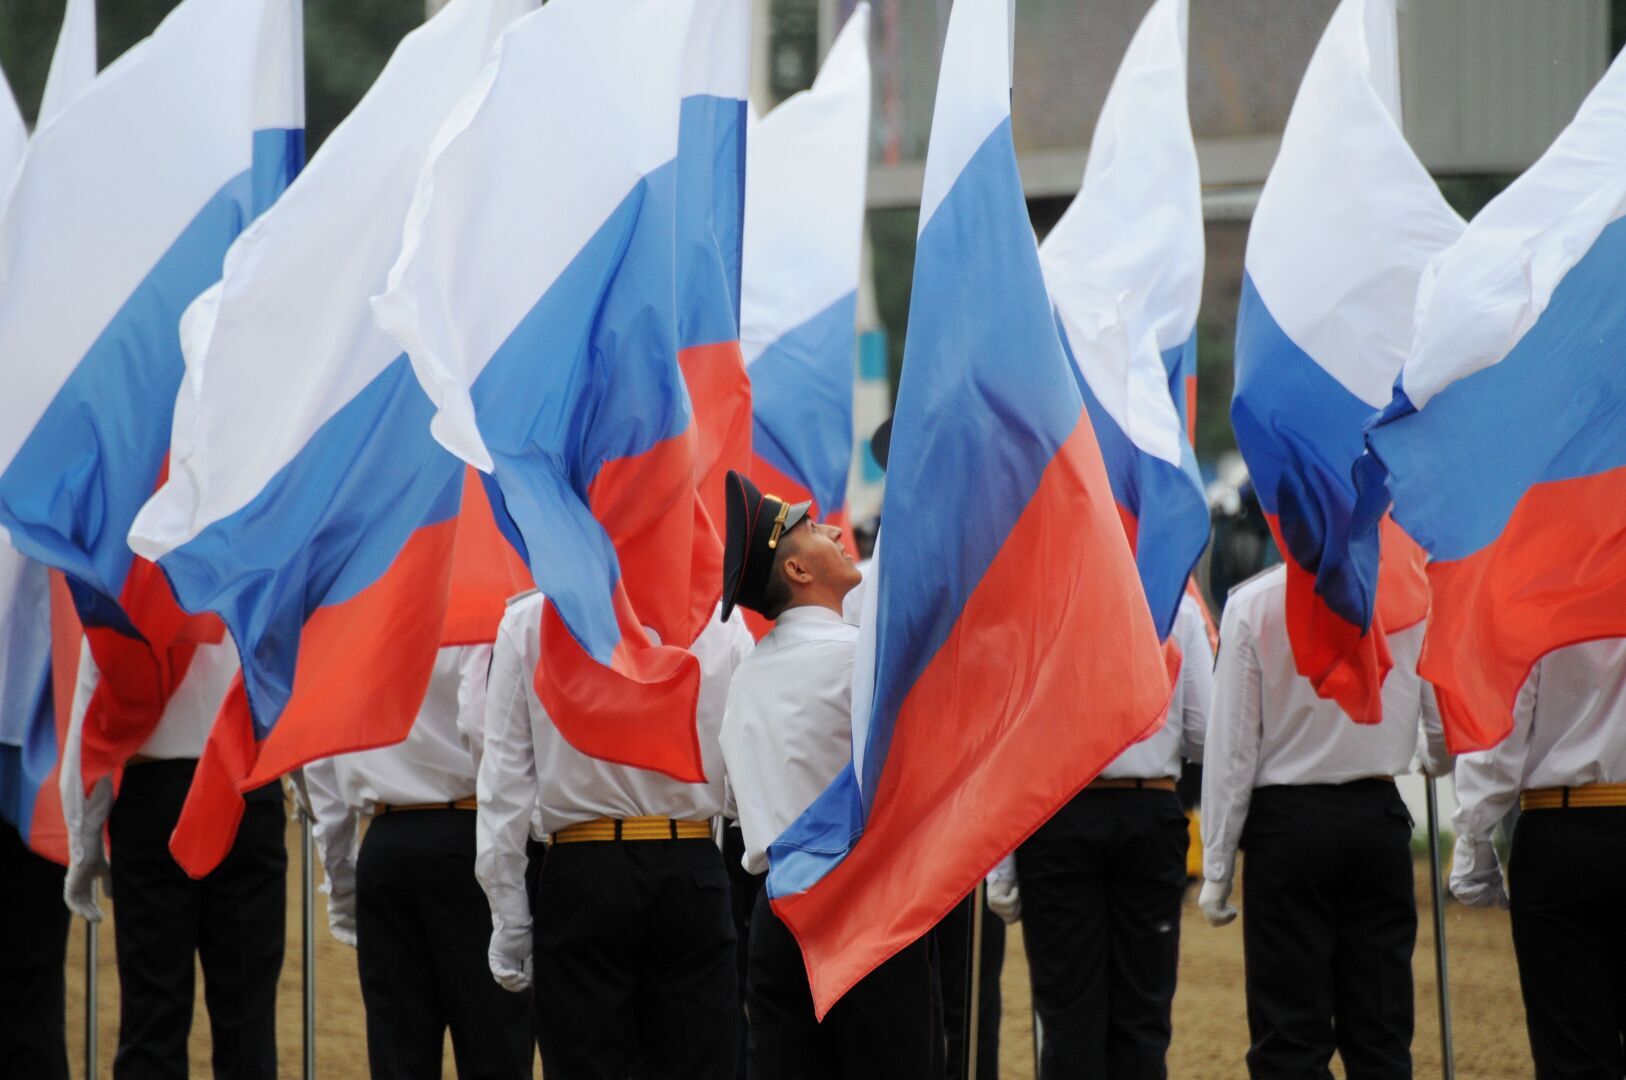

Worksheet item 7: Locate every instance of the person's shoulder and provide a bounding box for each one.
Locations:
[497,590,545,640]
[1226,563,1285,609]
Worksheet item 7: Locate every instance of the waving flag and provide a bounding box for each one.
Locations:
[765,0,1173,1015]
[38,0,97,127]
[0,15,97,862]
[742,4,870,536]
[374,0,749,784]
[1038,0,1206,640]
[1230,0,1460,723]
[128,0,534,875]
[1356,50,1626,751]
[0,0,298,855]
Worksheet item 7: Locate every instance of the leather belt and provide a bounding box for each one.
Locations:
[375,797,478,814]
[1521,783,1626,811]
[1086,777,1177,792]
[551,816,712,843]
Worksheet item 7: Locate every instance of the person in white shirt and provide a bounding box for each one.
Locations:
[1199,565,1448,1080]
[997,590,1213,1078]
[1449,637,1626,1077]
[718,470,935,1080]
[304,644,532,1079]
[477,587,752,1080]
[62,637,287,1080]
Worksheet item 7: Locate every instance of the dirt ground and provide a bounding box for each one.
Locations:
[65,820,1532,1078]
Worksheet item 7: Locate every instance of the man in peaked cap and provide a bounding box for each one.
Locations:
[718,469,937,1080]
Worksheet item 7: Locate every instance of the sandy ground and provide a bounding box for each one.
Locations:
[64,820,1531,1078]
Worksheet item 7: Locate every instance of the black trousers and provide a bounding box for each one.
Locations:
[355,808,534,1079]
[1240,780,1415,1080]
[1016,787,1189,1079]
[532,837,738,1079]
[107,758,286,1080]
[1508,805,1626,1079]
[0,821,70,1080]
[932,890,1005,1080]
[724,823,762,1079]
[745,886,936,1080]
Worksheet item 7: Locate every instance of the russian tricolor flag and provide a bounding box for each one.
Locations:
[0,0,302,827]
[374,0,750,784]
[128,0,535,875]
[741,4,870,541]
[1357,48,1626,751]
[1230,0,1460,722]
[764,0,1173,1016]
[1038,0,1207,641]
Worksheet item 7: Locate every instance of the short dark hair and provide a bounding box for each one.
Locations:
[760,548,793,619]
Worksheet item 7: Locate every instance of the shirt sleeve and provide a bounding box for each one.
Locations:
[1176,601,1215,765]
[476,614,539,941]
[1201,601,1263,883]
[1452,659,1537,846]
[302,757,360,900]
[1417,677,1453,777]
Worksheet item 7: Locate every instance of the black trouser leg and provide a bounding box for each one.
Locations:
[533,838,738,1080]
[1509,806,1626,1079]
[109,761,206,1080]
[357,810,534,1080]
[1242,781,1414,1080]
[1104,791,1189,1079]
[725,823,760,1080]
[0,821,70,1080]
[745,888,936,1080]
[196,781,285,1080]
[1016,793,1109,1078]
[933,890,1005,1080]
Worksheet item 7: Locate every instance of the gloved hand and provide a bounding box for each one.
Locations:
[985,856,1020,924]
[63,848,111,922]
[326,887,358,949]
[1449,835,1509,909]
[488,920,533,993]
[1199,878,1237,927]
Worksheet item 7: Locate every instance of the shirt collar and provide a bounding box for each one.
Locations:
[774,604,850,628]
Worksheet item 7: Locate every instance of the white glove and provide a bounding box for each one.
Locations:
[326,887,358,948]
[985,856,1020,924]
[64,848,111,922]
[488,920,533,992]
[1199,879,1237,927]
[1449,835,1509,909]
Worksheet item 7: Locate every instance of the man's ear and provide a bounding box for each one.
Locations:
[780,551,815,587]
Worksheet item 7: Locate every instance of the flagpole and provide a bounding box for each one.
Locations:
[84,918,97,1080]
[1425,776,1456,1080]
[300,806,317,1080]
[963,883,985,1080]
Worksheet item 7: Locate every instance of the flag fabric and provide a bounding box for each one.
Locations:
[38,0,97,128]
[1229,0,1459,723]
[0,20,96,861]
[1356,49,1626,751]
[742,3,870,533]
[0,0,299,856]
[373,0,749,785]
[764,0,1174,1016]
[129,0,534,876]
[1038,0,1207,640]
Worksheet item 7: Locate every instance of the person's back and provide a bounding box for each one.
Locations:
[1200,565,1443,1080]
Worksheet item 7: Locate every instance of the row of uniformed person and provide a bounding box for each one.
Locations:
[18,498,1626,1079]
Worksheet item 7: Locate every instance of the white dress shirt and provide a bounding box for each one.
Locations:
[68,635,241,761]
[1451,638,1626,899]
[303,644,492,901]
[1102,594,1213,780]
[1200,565,1440,883]
[476,592,752,941]
[720,604,858,875]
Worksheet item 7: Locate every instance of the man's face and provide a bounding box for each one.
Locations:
[781,516,861,599]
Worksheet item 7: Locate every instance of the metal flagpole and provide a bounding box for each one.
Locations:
[301,806,317,1080]
[1425,776,1456,1080]
[963,882,985,1080]
[84,919,98,1080]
